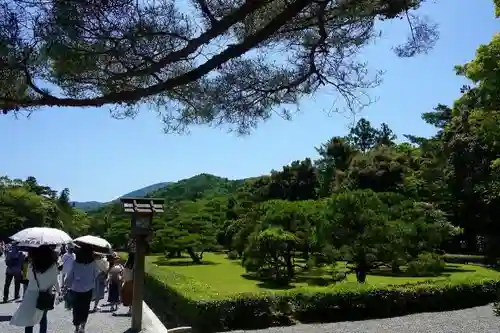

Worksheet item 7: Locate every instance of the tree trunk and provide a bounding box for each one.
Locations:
[186,248,201,264]
[355,262,368,283]
[303,246,310,261]
[285,250,294,279]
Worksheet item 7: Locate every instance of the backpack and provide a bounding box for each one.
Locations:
[6,253,20,268]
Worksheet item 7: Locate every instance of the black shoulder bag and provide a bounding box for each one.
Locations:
[32,268,55,311]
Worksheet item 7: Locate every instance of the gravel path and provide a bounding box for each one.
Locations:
[0,260,132,333]
[225,305,500,333]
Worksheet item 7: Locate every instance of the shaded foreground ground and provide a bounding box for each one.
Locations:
[224,305,500,333]
[0,261,132,333]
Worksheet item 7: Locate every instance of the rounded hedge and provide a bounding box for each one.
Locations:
[144,273,500,333]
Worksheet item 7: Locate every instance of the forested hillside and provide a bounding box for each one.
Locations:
[149,174,244,202]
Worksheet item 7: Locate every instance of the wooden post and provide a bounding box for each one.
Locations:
[120,197,164,333]
[131,234,146,331]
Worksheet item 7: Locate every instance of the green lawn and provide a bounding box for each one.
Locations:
[145,252,500,300]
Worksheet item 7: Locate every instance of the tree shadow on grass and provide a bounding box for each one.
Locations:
[153,257,219,267]
[242,273,296,290]
[370,265,475,278]
[256,281,296,290]
[304,276,345,286]
[168,254,192,259]
[242,270,347,289]
[443,264,477,273]
[244,273,340,290]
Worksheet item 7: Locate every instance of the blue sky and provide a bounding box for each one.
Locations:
[1,0,498,202]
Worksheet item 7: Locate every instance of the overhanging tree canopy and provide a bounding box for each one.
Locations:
[1,0,438,133]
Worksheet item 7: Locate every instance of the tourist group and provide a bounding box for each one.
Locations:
[0,228,135,333]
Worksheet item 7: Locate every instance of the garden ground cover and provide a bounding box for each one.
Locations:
[140,252,500,332]
[145,252,500,300]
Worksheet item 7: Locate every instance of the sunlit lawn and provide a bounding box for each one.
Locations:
[145,252,500,300]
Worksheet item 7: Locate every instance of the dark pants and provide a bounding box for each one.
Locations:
[25,311,47,333]
[3,272,21,301]
[71,289,93,326]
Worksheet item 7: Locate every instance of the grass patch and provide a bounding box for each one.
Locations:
[146,252,500,300]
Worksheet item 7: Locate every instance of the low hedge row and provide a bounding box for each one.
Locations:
[144,270,500,333]
[443,254,485,264]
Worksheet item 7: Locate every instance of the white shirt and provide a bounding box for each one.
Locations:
[62,252,75,275]
[11,264,60,327]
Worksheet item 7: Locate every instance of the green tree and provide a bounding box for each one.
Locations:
[437,33,500,256]
[348,118,379,152]
[0,186,48,238]
[315,136,357,197]
[267,159,319,201]
[346,145,407,193]
[0,176,88,239]
[421,104,453,135]
[24,176,56,198]
[1,0,437,133]
[155,200,217,263]
[67,209,90,237]
[376,123,397,146]
[318,190,395,282]
[243,227,297,285]
[318,190,457,282]
[454,33,500,112]
[242,200,319,284]
[402,106,452,212]
[227,216,259,257]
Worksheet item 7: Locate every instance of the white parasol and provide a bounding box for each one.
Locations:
[10,227,72,247]
[73,235,112,254]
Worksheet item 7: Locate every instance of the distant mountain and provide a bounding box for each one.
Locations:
[72,201,103,211]
[121,182,171,198]
[72,182,171,211]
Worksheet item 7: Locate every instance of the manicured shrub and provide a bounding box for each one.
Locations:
[144,269,500,333]
[407,252,446,276]
[226,250,239,260]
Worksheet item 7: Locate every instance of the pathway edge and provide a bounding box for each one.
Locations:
[142,301,192,333]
